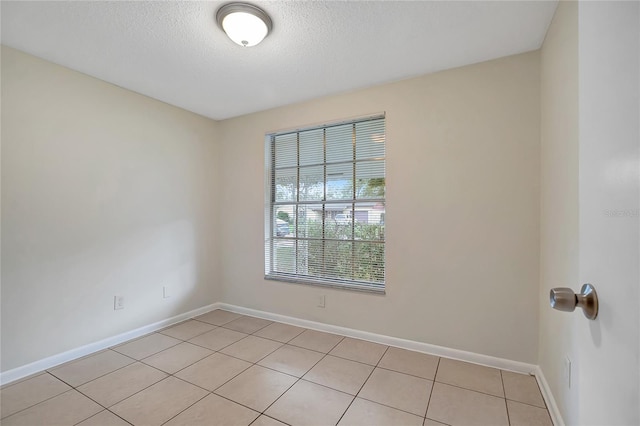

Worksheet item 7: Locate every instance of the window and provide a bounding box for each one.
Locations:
[265,114,386,292]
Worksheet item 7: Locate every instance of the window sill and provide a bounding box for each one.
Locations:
[264,274,386,295]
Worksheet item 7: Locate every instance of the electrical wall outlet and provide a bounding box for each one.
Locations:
[163,285,171,299]
[114,295,125,310]
[564,356,572,388]
[317,295,326,308]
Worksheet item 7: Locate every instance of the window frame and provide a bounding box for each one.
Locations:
[264,113,386,294]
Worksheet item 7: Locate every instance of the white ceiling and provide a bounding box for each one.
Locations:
[1,1,557,120]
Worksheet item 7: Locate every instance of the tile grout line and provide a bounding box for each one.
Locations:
[253,323,307,343]
[180,343,305,418]
[182,332,251,354]
[190,314,241,328]
[158,324,220,341]
[67,343,221,424]
[216,335,285,365]
[72,408,133,426]
[192,315,307,347]
[47,353,135,390]
[505,398,550,410]
[428,380,512,401]
[249,413,292,426]
[227,318,275,335]
[286,330,346,354]
[0,381,74,421]
[335,344,391,425]
[249,367,301,418]
[171,330,316,382]
[110,330,177,348]
[501,370,512,426]
[425,417,452,426]
[73,368,169,423]
[0,372,45,391]
[157,348,257,408]
[257,336,344,421]
[68,356,173,409]
[73,360,168,401]
[112,338,184,363]
[100,409,134,426]
[57,346,141,378]
[158,386,210,426]
[182,334,299,370]
[190,318,229,327]
[355,394,434,419]
[66,387,111,417]
[321,351,387,368]
[208,392,267,420]
[138,350,213,377]
[312,345,442,420]
[150,317,306,382]
[287,344,449,420]
[0,373,74,420]
[258,352,327,415]
[51,387,115,426]
[424,356,442,421]
[113,321,260,424]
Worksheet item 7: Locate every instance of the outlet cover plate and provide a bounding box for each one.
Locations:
[114,295,125,310]
[564,356,571,388]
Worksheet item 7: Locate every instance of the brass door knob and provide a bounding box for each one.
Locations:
[550,283,598,320]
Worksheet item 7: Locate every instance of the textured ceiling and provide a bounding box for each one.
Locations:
[1,1,557,120]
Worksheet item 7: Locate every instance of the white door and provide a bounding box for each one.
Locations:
[578,2,639,425]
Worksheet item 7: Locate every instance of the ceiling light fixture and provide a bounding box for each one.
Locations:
[216,2,272,47]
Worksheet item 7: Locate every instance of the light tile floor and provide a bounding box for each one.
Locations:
[0,310,553,426]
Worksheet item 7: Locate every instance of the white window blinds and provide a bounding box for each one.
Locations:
[265,115,386,292]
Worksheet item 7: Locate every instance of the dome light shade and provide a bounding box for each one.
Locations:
[216,3,272,47]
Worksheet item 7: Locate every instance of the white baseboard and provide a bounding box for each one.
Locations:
[0,303,219,386]
[534,366,565,426]
[218,303,538,375]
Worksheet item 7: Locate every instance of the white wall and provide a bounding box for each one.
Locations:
[1,46,220,371]
[539,2,640,424]
[538,2,579,423]
[218,52,541,363]
[576,2,639,424]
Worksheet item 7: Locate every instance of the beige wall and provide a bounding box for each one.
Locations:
[538,2,579,423]
[1,47,220,371]
[1,43,543,372]
[218,52,541,363]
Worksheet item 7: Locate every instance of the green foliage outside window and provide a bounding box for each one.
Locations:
[276,219,384,283]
